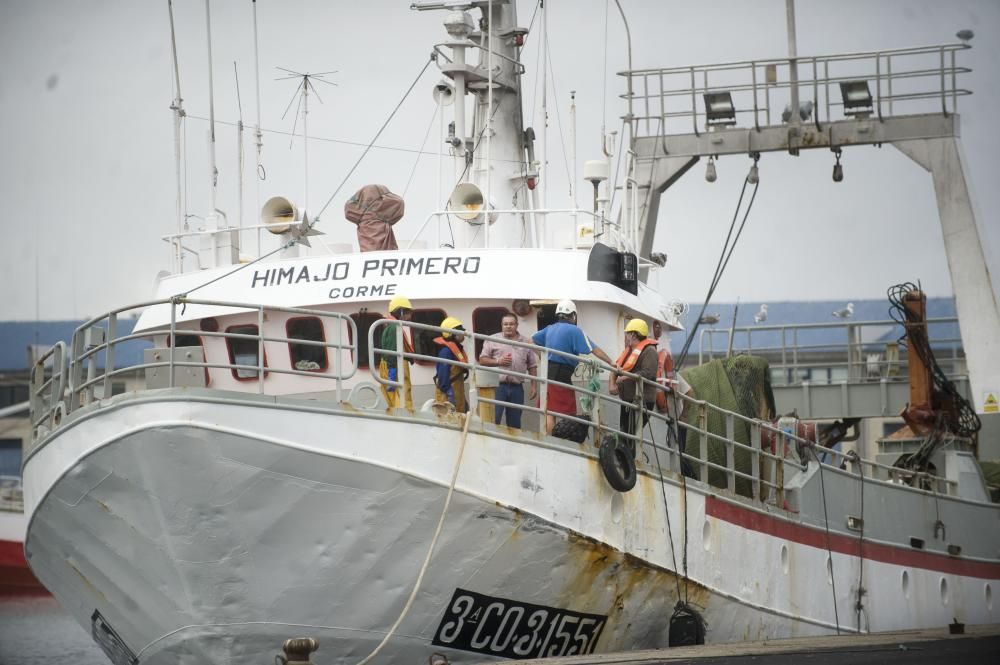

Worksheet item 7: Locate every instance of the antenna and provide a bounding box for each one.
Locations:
[276,68,338,211]
[234,62,244,251]
[251,0,264,257]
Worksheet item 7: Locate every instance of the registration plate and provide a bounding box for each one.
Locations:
[432,588,607,659]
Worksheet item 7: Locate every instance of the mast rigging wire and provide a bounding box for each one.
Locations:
[314,56,435,221]
[675,176,760,371]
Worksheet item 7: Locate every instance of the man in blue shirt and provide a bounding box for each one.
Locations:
[532,299,614,433]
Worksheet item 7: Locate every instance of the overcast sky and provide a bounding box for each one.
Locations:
[1,0,997,321]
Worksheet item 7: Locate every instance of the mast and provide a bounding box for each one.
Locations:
[167,0,185,273]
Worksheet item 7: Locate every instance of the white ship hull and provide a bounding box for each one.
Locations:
[23,392,999,662]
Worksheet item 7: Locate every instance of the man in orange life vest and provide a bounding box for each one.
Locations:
[434,316,469,412]
[377,296,414,410]
[610,318,660,451]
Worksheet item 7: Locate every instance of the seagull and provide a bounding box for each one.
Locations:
[833,302,854,319]
[754,304,768,324]
[698,313,721,325]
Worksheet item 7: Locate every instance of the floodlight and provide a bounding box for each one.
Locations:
[839,80,873,117]
[703,92,736,127]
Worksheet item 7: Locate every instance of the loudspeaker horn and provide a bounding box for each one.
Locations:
[447,183,496,224]
[261,196,298,235]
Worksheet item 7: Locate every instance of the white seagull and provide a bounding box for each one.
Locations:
[833,302,854,319]
[754,304,768,324]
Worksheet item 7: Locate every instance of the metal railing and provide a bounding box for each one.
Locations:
[367,319,959,505]
[620,43,971,137]
[27,306,962,505]
[29,298,359,448]
[697,317,964,386]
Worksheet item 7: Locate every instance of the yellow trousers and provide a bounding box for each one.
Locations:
[435,378,467,413]
[378,359,412,411]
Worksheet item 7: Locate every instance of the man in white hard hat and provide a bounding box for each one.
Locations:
[532,299,614,434]
[377,296,414,410]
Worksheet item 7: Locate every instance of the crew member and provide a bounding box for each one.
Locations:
[376,296,414,410]
[479,312,538,428]
[611,318,659,452]
[532,299,615,434]
[434,316,469,412]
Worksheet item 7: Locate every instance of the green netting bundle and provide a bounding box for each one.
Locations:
[681,356,775,497]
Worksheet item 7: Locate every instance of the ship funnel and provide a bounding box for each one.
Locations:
[261,196,299,234]
[447,183,495,224]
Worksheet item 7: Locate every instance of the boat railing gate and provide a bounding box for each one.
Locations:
[697,317,965,387]
[28,298,359,450]
[620,42,971,137]
[369,319,957,506]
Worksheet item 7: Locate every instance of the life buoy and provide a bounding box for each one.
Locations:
[599,435,637,492]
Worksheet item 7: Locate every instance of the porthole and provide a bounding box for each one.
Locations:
[781,544,789,574]
[986,583,993,611]
[826,555,833,585]
[702,520,712,551]
[940,577,949,606]
[901,570,910,599]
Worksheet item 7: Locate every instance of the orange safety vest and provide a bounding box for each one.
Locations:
[432,336,468,363]
[387,314,414,354]
[615,338,658,372]
[655,348,675,412]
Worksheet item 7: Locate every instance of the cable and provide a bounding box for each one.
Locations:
[675,176,760,371]
[403,103,441,197]
[354,411,473,665]
[809,446,842,635]
[888,282,980,438]
[854,453,869,633]
[314,56,435,221]
[646,416,684,603]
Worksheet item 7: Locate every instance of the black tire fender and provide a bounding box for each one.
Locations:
[599,435,637,492]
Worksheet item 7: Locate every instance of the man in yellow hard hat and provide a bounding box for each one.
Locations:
[433,316,469,412]
[610,318,659,453]
[377,296,414,410]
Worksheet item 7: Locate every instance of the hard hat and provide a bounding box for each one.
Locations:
[625,318,649,337]
[555,299,576,316]
[388,296,413,312]
[440,316,465,338]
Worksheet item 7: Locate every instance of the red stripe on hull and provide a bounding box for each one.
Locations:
[0,539,46,594]
[705,496,1000,579]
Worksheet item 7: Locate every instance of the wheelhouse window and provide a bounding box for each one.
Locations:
[349,312,382,369]
[226,324,266,380]
[410,308,447,364]
[287,317,328,372]
[473,307,510,358]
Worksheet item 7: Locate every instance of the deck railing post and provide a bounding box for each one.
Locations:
[539,350,549,437]
[725,412,736,494]
[257,305,265,394]
[697,403,708,483]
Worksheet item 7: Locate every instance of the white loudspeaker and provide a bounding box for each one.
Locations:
[261,196,298,234]
[447,183,496,224]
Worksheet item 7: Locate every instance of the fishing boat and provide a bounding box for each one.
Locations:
[22,1,999,663]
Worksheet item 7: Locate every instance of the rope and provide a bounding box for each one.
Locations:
[355,412,474,665]
[854,453,868,633]
[646,415,684,603]
[810,446,842,635]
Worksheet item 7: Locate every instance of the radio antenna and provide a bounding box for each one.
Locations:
[276,68,338,211]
